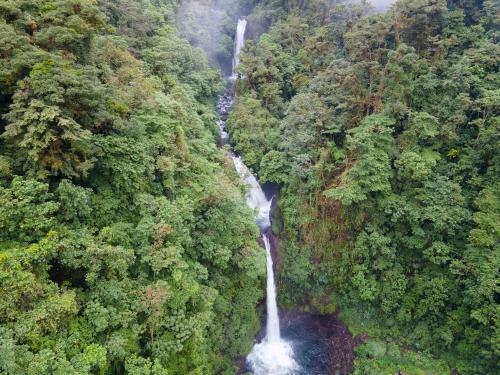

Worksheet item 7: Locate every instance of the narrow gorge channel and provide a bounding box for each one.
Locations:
[217,18,359,375]
[218,18,299,375]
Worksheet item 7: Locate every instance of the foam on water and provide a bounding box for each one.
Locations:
[247,340,299,375]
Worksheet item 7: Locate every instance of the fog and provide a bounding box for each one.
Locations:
[176,0,397,71]
[370,0,396,10]
[177,0,240,70]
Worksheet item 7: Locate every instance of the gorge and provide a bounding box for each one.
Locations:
[219,19,298,374]
[224,17,360,375]
[0,1,497,375]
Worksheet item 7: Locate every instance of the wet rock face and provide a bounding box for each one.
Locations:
[279,311,366,375]
[243,308,365,374]
[253,186,361,374]
[216,92,233,146]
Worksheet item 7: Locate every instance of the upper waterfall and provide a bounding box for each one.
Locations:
[232,18,247,77]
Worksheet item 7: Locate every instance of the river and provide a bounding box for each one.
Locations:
[217,18,359,375]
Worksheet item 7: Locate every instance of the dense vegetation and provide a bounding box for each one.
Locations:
[1,0,498,374]
[228,0,499,373]
[0,1,267,374]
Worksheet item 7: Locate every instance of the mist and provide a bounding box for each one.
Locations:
[370,0,396,10]
[175,0,397,71]
[176,0,242,71]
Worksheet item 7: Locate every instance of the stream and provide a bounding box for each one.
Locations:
[217,18,360,375]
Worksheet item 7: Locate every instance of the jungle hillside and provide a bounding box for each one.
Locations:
[0,0,498,375]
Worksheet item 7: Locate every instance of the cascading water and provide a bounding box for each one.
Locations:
[232,156,272,230]
[263,235,280,342]
[222,120,298,375]
[232,18,247,78]
[216,17,299,375]
[245,234,298,375]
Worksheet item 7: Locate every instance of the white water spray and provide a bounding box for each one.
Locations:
[245,229,298,374]
[232,18,247,78]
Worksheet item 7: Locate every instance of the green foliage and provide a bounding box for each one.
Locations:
[1,0,498,373]
[2,58,103,178]
[230,0,500,373]
[259,150,289,184]
[0,177,59,242]
[354,340,450,375]
[226,95,280,170]
[324,114,395,205]
[0,1,265,374]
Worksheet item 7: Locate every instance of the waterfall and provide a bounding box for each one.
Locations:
[263,234,280,342]
[217,18,298,375]
[232,18,247,78]
[232,148,298,375]
[232,156,272,230]
[246,228,298,375]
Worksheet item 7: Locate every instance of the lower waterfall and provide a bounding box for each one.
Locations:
[217,88,298,375]
[217,17,298,374]
[246,234,298,375]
